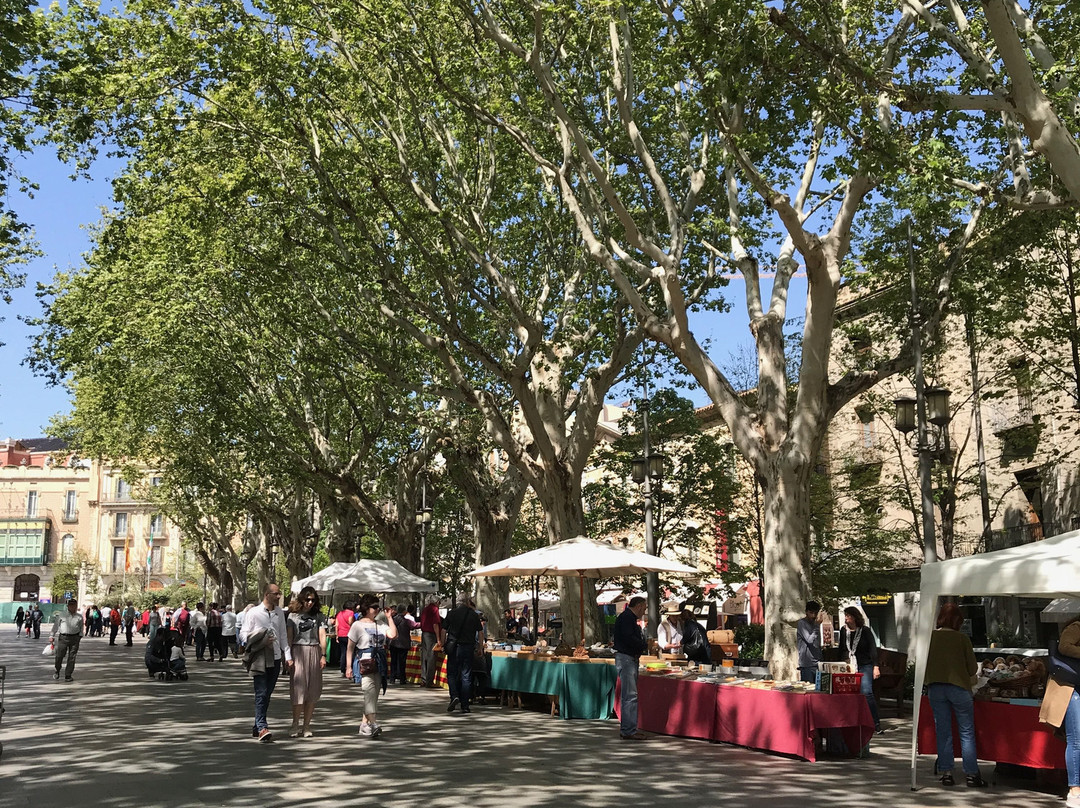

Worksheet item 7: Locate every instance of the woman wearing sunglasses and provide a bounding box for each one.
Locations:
[287,586,327,737]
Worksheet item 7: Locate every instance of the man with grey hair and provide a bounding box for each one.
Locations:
[443,593,483,713]
[419,594,443,687]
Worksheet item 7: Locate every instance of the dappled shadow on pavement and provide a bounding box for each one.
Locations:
[0,630,1068,808]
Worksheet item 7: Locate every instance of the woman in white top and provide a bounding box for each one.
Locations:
[657,605,683,653]
[346,594,397,738]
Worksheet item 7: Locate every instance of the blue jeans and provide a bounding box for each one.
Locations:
[446,643,474,705]
[615,653,639,736]
[858,663,881,730]
[1066,688,1080,787]
[927,683,978,775]
[252,659,281,732]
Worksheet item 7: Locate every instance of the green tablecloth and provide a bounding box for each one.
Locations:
[489,656,617,720]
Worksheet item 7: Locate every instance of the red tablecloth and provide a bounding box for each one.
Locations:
[617,676,874,761]
[917,697,1066,770]
[628,676,718,740]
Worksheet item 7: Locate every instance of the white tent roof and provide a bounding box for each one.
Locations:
[468,535,699,578]
[292,559,438,595]
[910,530,1080,788]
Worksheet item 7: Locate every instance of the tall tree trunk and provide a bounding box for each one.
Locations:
[761,452,814,681]
[535,467,602,645]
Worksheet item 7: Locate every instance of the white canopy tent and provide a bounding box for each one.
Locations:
[909,530,1080,789]
[291,559,438,596]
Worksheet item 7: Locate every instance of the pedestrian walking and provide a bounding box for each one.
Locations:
[191,603,208,660]
[1041,616,1080,808]
[221,605,238,658]
[335,601,355,679]
[388,604,411,685]
[148,603,162,641]
[613,596,648,740]
[443,594,482,713]
[207,602,223,661]
[84,606,93,637]
[287,586,327,737]
[108,604,122,645]
[347,594,396,738]
[14,606,24,636]
[240,584,292,743]
[122,601,137,646]
[51,598,85,682]
[29,604,42,639]
[419,595,442,688]
[925,602,987,788]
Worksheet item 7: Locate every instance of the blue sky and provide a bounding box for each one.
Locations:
[0,148,122,438]
[0,146,806,440]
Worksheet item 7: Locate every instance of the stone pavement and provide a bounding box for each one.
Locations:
[0,629,1069,808]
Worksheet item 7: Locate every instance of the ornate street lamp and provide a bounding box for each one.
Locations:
[897,219,953,563]
[415,476,433,577]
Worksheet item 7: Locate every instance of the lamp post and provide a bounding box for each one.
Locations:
[632,371,666,640]
[415,477,433,578]
[894,221,952,564]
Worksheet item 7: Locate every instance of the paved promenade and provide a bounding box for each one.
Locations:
[0,629,1069,808]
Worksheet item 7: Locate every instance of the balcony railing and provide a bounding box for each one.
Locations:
[990,407,1036,435]
[61,510,79,523]
[100,491,147,504]
[987,520,1073,552]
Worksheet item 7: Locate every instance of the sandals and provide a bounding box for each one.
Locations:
[966,774,988,788]
[939,772,954,787]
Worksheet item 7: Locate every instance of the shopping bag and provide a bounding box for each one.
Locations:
[42,642,54,656]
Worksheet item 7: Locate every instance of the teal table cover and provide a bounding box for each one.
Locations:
[489,656,616,720]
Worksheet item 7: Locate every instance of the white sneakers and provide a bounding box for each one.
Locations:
[359,723,382,738]
[1065,791,1080,808]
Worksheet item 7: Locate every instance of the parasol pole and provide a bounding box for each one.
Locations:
[578,572,585,647]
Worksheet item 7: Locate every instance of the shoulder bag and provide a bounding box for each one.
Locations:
[1049,639,1080,687]
[359,626,380,675]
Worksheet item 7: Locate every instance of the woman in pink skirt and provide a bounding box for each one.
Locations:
[287,586,327,737]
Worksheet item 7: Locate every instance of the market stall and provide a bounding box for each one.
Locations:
[909,530,1080,789]
[489,651,617,720]
[916,698,1065,769]
[405,645,448,688]
[291,559,438,596]
[618,675,874,760]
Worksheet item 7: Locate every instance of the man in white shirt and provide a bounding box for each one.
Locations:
[221,605,238,658]
[51,598,85,682]
[191,603,208,660]
[239,584,292,742]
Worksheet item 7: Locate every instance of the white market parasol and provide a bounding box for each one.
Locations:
[468,536,698,647]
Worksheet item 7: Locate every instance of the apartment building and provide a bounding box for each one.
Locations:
[0,439,187,604]
[0,438,90,603]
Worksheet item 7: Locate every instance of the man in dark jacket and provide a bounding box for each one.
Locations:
[613,596,649,740]
[388,604,412,685]
[443,594,482,713]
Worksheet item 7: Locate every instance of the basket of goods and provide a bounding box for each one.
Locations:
[554,641,573,657]
[975,657,1044,698]
[830,672,864,694]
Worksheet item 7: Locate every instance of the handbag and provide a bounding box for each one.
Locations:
[443,633,458,656]
[1049,640,1080,687]
[358,626,380,675]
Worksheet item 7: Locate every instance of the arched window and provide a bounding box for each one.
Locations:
[61,534,75,560]
[13,573,40,601]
